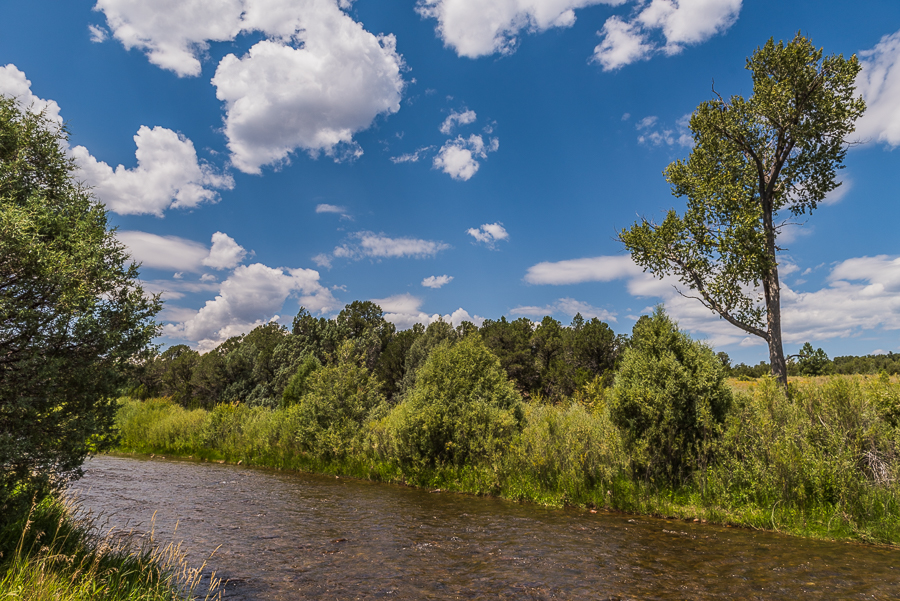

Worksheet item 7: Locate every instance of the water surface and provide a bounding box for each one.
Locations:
[72,455,900,599]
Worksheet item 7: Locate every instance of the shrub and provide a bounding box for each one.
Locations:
[708,377,900,538]
[610,307,731,483]
[509,402,625,499]
[384,335,523,467]
[281,354,321,407]
[294,342,385,459]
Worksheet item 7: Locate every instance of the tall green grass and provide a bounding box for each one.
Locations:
[115,374,900,545]
[0,495,221,600]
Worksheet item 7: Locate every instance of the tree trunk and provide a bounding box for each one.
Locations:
[762,196,789,389]
[762,264,788,389]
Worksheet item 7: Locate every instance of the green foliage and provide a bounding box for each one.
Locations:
[293,342,385,459]
[383,335,523,467]
[397,319,459,396]
[189,347,227,408]
[281,354,321,407]
[116,371,900,544]
[508,402,626,502]
[568,313,624,383]
[797,342,833,376]
[619,34,866,384]
[610,307,732,483]
[374,324,423,401]
[0,96,161,515]
[709,377,900,541]
[479,316,539,393]
[158,345,200,404]
[833,352,900,375]
[730,360,771,379]
[531,316,573,401]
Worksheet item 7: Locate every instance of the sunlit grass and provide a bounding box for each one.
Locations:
[114,374,900,546]
[0,496,221,601]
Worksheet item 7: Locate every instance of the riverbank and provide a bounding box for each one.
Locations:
[115,374,900,546]
[0,494,220,600]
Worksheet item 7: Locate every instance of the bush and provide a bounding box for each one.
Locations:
[281,354,321,407]
[508,402,625,501]
[708,377,900,540]
[383,335,523,467]
[294,343,385,459]
[610,307,731,483]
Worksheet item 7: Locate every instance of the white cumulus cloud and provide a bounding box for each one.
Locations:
[0,64,64,130]
[440,109,477,134]
[88,24,109,43]
[72,125,233,216]
[526,253,900,349]
[95,0,406,173]
[856,29,900,147]
[162,262,339,351]
[636,113,693,147]
[213,32,403,173]
[592,16,653,70]
[212,2,405,173]
[416,0,622,59]
[317,231,451,266]
[0,65,232,217]
[94,0,244,77]
[372,293,483,330]
[416,0,739,66]
[524,255,643,285]
[390,147,434,163]
[593,0,742,71]
[422,275,454,288]
[117,230,247,273]
[433,134,499,180]
[203,231,247,270]
[117,231,210,272]
[466,222,509,248]
[316,203,347,214]
[511,298,617,321]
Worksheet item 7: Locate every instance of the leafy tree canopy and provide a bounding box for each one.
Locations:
[619,34,865,386]
[0,96,160,512]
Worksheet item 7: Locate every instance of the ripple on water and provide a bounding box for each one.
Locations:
[71,455,900,600]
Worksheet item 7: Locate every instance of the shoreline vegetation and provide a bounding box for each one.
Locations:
[0,495,221,600]
[115,327,900,546]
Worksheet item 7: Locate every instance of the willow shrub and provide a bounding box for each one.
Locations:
[709,376,900,540]
[505,402,626,504]
[610,308,732,484]
[378,335,524,468]
[116,398,207,455]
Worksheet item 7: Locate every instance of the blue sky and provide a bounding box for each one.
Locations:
[2,0,899,363]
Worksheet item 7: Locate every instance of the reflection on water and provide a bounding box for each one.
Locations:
[72,455,900,600]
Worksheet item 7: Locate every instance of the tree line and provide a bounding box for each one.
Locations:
[129,300,894,411]
[126,301,627,409]
[723,343,900,379]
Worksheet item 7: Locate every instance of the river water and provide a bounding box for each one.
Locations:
[71,455,900,600]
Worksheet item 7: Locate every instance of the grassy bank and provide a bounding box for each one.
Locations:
[116,374,900,546]
[0,494,220,600]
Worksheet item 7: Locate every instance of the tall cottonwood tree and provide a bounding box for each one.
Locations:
[619,34,865,386]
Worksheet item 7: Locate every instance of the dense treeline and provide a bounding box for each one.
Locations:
[725,343,900,379]
[126,301,626,409]
[118,307,900,544]
[130,301,896,407]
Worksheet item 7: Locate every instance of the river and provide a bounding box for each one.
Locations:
[70,455,900,600]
